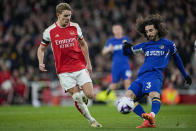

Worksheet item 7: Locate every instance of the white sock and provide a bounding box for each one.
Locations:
[151,112,155,118]
[80,91,87,100]
[72,92,95,123]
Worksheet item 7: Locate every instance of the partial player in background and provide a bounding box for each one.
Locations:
[123,14,192,128]
[37,3,102,128]
[195,40,196,50]
[102,24,132,96]
[194,40,196,60]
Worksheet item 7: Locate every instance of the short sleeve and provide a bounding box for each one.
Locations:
[76,24,83,40]
[41,29,51,46]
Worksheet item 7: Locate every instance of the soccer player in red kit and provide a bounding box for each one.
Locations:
[37,3,102,128]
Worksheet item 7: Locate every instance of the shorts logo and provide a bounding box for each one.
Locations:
[145,82,151,90]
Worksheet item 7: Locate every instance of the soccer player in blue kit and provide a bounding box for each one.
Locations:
[102,24,132,95]
[123,14,192,128]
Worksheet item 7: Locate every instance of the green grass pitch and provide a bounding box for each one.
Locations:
[0,104,196,131]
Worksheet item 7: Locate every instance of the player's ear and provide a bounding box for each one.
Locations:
[56,13,59,17]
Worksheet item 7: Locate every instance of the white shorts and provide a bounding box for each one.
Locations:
[58,69,92,91]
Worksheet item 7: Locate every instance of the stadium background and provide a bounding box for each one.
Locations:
[0,0,195,106]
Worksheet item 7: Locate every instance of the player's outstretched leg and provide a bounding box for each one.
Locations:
[151,97,161,119]
[106,83,117,96]
[106,84,112,96]
[72,92,102,128]
[133,102,154,128]
[141,96,161,128]
[133,102,145,118]
[133,102,155,128]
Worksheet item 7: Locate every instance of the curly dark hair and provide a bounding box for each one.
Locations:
[136,14,168,39]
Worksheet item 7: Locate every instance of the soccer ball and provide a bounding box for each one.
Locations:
[117,97,134,114]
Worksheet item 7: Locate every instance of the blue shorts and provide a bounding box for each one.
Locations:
[128,74,163,98]
[112,65,132,83]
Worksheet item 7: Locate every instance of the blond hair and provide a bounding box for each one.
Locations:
[56,3,72,14]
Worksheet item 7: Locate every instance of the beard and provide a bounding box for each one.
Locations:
[147,34,158,41]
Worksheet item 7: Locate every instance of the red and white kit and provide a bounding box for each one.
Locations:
[41,22,86,74]
[41,22,92,90]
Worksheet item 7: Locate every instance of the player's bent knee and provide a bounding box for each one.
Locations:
[149,91,160,99]
[125,90,136,99]
[110,84,117,90]
[85,93,94,99]
[81,82,94,99]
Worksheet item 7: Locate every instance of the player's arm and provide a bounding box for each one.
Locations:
[37,44,48,72]
[102,45,113,55]
[78,38,92,75]
[173,52,192,85]
[102,39,113,55]
[123,40,144,56]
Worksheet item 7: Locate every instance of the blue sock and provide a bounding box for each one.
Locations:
[133,102,145,118]
[151,97,161,115]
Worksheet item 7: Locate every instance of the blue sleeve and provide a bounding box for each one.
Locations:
[132,43,145,54]
[123,42,144,56]
[169,41,177,55]
[105,39,112,48]
[173,52,188,78]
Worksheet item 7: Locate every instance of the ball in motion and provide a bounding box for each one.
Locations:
[117,97,134,114]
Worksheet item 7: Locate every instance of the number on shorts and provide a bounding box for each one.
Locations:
[146,82,151,89]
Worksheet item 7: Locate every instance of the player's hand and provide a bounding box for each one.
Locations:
[123,40,132,49]
[108,45,114,52]
[123,40,133,56]
[184,76,192,86]
[39,64,48,72]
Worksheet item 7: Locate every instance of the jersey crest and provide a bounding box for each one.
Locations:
[160,45,164,49]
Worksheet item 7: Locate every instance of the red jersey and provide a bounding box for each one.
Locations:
[41,22,86,74]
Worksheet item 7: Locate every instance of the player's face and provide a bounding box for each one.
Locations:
[112,25,123,38]
[57,10,72,27]
[145,25,158,41]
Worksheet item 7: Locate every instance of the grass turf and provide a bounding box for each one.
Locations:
[0,104,196,131]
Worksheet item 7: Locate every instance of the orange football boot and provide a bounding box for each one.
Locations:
[136,120,155,128]
[142,113,155,125]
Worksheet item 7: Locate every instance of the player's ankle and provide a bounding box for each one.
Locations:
[150,112,155,118]
[89,118,96,123]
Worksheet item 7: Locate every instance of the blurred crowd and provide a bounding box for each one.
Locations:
[0,0,196,105]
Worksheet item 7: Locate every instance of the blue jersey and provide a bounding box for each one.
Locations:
[105,36,132,83]
[105,36,131,67]
[132,38,177,80]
